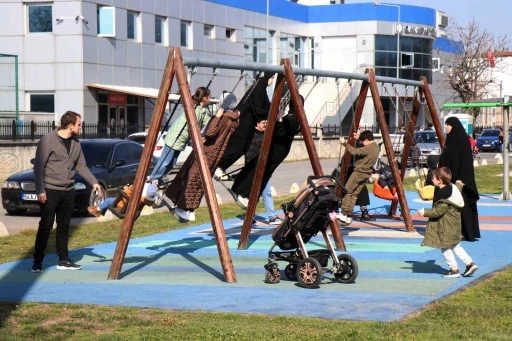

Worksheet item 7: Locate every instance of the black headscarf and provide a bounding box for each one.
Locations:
[438,117,479,199]
[235,72,273,122]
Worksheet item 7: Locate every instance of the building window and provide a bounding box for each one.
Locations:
[27,3,53,33]
[127,11,139,40]
[29,93,55,113]
[374,35,433,83]
[155,16,165,44]
[97,6,115,37]
[204,24,214,38]
[180,21,190,47]
[226,28,235,41]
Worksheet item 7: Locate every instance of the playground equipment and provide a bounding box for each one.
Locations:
[108,47,445,283]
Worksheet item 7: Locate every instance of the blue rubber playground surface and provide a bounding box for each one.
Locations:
[0,192,511,321]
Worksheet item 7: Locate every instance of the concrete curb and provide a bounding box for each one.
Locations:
[290,183,299,194]
[0,221,8,237]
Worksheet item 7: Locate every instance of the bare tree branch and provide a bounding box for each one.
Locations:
[440,19,510,118]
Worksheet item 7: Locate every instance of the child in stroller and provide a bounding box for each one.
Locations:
[265,176,359,289]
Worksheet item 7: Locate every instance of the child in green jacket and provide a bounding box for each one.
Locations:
[418,167,478,278]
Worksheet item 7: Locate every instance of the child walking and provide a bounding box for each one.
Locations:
[418,167,478,278]
[337,130,380,225]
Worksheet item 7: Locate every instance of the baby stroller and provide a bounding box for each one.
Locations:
[264,176,359,289]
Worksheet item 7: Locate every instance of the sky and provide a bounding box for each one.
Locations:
[346,0,512,45]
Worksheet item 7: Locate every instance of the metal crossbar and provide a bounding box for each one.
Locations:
[182,57,424,87]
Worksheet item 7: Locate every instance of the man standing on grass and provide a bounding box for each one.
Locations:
[32,111,102,272]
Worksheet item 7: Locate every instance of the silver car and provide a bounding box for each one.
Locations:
[414,130,442,165]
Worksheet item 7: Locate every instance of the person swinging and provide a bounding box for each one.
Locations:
[337,131,380,225]
[214,72,275,181]
[165,107,240,222]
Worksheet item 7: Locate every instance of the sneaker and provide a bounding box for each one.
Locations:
[336,213,352,225]
[463,262,478,277]
[31,260,43,273]
[214,168,229,181]
[268,217,283,225]
[188,210,196,221]
[56,259,82,271]
[173,207,190,222]
[87,206,101,217]
[236,196,249,209]
[442,269,461,278]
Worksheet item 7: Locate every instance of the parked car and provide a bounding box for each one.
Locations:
[126,131,193,167]
[126,131,167,158]
[476,128,501,152]
[413,130,442,161]
[1,139,155,216]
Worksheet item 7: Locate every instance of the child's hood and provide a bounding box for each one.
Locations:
[441,183,465,209]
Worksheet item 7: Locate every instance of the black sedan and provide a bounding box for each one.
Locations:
[1,139,155,215]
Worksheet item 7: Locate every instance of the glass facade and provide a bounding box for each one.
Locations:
[244,27,272,81]
[374,35,433,83]
[244,27,306,81]
[279,33,305,67]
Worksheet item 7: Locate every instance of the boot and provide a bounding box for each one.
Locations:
[360,209,375,221]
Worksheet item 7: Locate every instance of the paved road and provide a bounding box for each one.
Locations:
[1,152,508,236]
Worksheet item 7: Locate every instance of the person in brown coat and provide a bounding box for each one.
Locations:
[165,108,240,222]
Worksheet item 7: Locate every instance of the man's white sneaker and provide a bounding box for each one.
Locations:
[188,211,196,221]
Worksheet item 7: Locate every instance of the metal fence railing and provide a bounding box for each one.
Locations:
[0,121,145,141]
[319,125,401,137]
[0,54,18,120]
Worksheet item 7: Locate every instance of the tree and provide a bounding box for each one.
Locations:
[440,19,510,118]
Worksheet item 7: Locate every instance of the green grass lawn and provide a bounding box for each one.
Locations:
[0,165,511,339]
[403,164,509,194]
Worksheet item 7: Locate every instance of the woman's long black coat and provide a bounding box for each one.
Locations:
[438,117,481,241]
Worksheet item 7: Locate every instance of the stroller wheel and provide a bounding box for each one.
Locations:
[264,263,281,284]
[297,258,322,289]
[284,264,298,281]
[334,254,359,284]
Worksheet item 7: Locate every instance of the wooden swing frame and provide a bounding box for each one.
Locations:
[107,47,445,282]
[338,74,445,230]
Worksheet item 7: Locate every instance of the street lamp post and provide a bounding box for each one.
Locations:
[266,0,269,65]
[374,2,401,131]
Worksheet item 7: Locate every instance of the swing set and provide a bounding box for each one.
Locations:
[106,47,445,283]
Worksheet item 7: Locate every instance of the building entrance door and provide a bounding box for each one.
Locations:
[108,105,127,137]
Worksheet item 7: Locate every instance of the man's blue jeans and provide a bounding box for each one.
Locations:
[149,145,181,180]
[262,181,276,219]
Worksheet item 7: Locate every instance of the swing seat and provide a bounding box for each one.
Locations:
[107,186,148,219]
[373,181,397,201]
[415,179,434,201]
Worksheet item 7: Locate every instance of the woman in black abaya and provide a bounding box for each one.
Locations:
[232,95,302,199]
[438,117,481,241]
[217,72,274,171]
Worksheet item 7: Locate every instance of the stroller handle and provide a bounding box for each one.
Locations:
[307,175,346,194]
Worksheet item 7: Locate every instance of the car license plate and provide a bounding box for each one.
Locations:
[22,193,38,201]
[483,144,491,147]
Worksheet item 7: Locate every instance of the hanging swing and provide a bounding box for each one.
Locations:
[397,87,436,201]
[373,180,397,201]
[370,84,405,203]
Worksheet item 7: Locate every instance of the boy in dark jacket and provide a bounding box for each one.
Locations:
[418,167,478,278]
[337,130,380,225]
